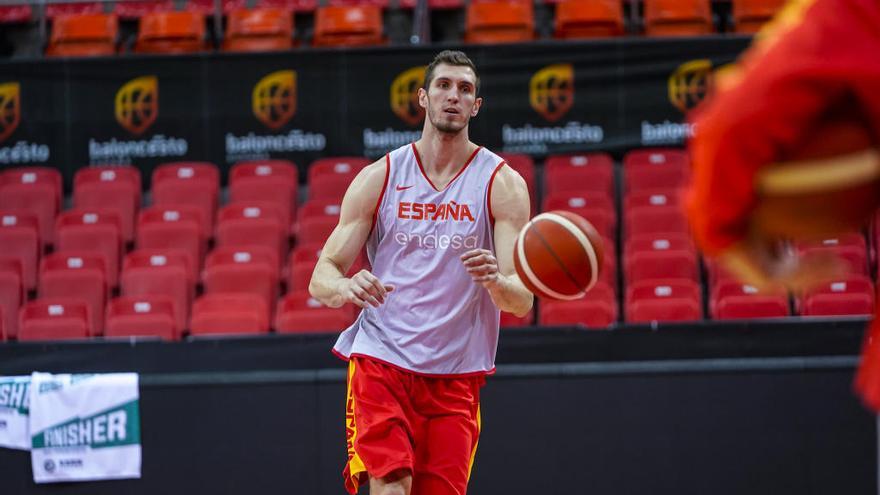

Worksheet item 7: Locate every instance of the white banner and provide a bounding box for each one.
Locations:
[29,373,141,483]
[0,376,31,450]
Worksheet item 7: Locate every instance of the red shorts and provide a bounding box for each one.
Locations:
[344,355,485,495]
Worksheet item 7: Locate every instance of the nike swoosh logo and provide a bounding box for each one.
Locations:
[396,185,414,191]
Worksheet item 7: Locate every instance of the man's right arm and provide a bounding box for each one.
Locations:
[309,159,394,309]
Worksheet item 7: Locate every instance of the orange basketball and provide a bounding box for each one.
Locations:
[752,111,880,240]
[513,210,604,300]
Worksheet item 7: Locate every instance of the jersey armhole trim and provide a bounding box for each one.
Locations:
[486,160,507,227]
[368,154,391,237]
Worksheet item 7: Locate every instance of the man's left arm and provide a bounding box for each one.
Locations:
[461,164,534,317]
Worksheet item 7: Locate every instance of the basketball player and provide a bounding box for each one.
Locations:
[684,0,880,407]
[309,50,533,495]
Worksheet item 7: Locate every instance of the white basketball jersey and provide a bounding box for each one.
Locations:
[333,143,507,375]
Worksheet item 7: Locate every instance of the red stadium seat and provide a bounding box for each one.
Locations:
[115,0,175,19]
[39,252,107,336]
[136,205,206,279]
[623,151,688,192]
[308,173,357,201]
[229,160,298,233]
[625,279,701,323]
[498,153,536,213]
[203,245,280,310]
[624,206,689,240]
[710,280,789,319]
[274,290,355,333]
[554,0,624,39]
[55,209,122,289]
[185,0,247,14]
[151,161,219,237]
[288,261,316,291]
[298,199,342,222]
[105,295,179,340]
[800,275,875,317]
[500,308,534,328]
[18,299,91,342]
[0,211,40,291]
[623,188,682,212]
[313,5,384,47]
[539,282,617,328]
[134,11,207,54]
[296,216,338,245]
[0,258,23,340]
[223,8,294,52]
[544,153,614,195]
[256,0,318,12]
[797,234,868,275]
[623,148,688,168]
[46,2,102,19]
[0,167,61,246]
[216,202,288,261]
[73,166,141,243]
[732,0,785,33]
[190,293,270,335]
[46,13,118,57]
[121,249,193,333]
[465,0,534,44]
[625,249,698,284]
[308,156,370,183]
[542,192,616,238]
[643,0,713,36]
[0,4,32,23]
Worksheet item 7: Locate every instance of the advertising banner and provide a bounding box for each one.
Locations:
[29,372,141,483]
[0,375,30,451]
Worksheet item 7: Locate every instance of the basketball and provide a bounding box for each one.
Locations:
[752,113,880,240]
[513,210,604,300]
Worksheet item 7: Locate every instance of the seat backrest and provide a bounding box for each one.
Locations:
[135,11,206,53]
[0,166,63,208]
[231,159,298,186]
[543,192,614,213]
[185,0,247,14]
[152,161,219,190]
[0,4,32,23]
[115,0,175,19]
[732,0,785,33]
[623,188,682,211]
[626,278,700,302]
[46,2,103,19]
[308,156,370,182]
[74,165,142,191]
[0,210,39,233]
[56,208,122,236]
[256,0,317,12]
[138,205,204,230]
[205,245,279,273]
[41,251,107,279]
[298,199,342,221]
[223,8,294,51]
[465,0,534,44]
[313,5,383,47]
[644,0,713,36]
[49,13,118,46]
[624,148,688,168]
[218,201,284,225]
[625,233,693,256]
[555,0,624,38]
[19,298,91,339]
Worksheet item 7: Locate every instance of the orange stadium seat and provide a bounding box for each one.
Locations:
[73,166,141,243]
[216,201,288,260]
[18,299,91,342]
[55,209,122,288]
[0,211,40,291]
[229,160,298,232]
[105,295,179,340]
[134,11,207,54]
[465,0,534,44]
[46,2,102,19]
[151,161,219,238]
[0,259,23,340]
[308,156,370,182]
[313,5,384,47]
[203,245,280,310]
[136,205,207,279]
[223,8,294,52]
[274,290,355,333]
[644,0,713,36]
[185,0,247,14]
[46,13,118,57]
[121,249,193,333]
[0,167,62,246]
[625,279,701,323]
[732,0,785,34]
[39,252,107,336]
[0,4,32,23]
[554,0,624,39]
[190,293,270,335]
[114,0,174,18]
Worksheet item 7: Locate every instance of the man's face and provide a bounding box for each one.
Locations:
[419,63,482,135]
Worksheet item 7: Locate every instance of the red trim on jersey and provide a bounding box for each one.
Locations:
[486,160,507,227]
[368,154,391,237]
[333,351,496,378]
[411,142,482,192]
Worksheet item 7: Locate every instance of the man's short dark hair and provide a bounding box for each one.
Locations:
[424,50,480,96]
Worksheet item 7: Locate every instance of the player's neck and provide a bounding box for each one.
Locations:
[415,127,477,176]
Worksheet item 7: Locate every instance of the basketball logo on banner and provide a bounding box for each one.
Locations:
[530,64,574,123]
[668,59,712,113]
[0,82,21,143]
[115,76,158,136]
[252,70,297,130]
[390,66,426,127]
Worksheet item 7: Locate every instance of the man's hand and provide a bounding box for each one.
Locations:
[461,249,500,288]
[336,270,395,308]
